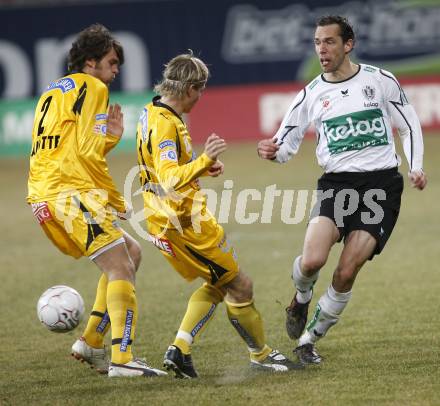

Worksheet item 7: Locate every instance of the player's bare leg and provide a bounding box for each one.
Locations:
[286,216,339,339]
[332,230,377,292]
[296,230,376,364]
[122,230,142,271]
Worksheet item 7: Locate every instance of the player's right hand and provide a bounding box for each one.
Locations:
[204,133,227,160]
[257,138,279,160]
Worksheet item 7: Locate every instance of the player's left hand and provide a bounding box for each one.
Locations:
[207,160,224,177]
[408,170,427,190]
[107,104,124,138]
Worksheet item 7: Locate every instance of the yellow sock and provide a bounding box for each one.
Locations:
[107,280,137,364]
[173,283,224,354]
[82,273,110,348]
[225,300,272,361]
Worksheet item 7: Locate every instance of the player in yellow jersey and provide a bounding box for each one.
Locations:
[137,51,304,378]
[27,24,166,378]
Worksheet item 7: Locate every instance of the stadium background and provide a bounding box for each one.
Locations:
[1,0,439,154]
[1,0,439,405]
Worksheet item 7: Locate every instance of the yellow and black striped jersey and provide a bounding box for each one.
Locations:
[27,72,126,213]
[136,96,214,229]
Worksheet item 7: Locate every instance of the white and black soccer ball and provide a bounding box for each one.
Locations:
[37,285,85,333]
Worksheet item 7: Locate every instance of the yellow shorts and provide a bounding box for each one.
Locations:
[30,191,124,259]
[147,215,239,287]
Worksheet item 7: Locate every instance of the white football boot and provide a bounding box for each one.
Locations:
[71,337,109,374]
[250,349,305,371]
[108,358,168,378]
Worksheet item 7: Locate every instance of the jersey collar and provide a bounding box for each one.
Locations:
[320,64,361,84]
[152,96,185,124]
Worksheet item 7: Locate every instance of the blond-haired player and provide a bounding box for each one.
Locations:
[136,51,303,378]
[27,23,166,378]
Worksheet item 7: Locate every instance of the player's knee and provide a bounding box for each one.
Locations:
[107,258,136,283]
[240,274,253,298]
[125,259,137,282]
[301,254,326,275]
[333,264,357,289]
[225,272,253,302]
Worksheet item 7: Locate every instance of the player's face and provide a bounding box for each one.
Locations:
[91,48,120,86]
[182,84,205,113]
[314,24,352,73]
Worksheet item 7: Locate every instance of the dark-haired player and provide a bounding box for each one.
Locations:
[27,23,166,378]
[258,15,426,364]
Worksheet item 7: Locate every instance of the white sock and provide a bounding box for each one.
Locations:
[291,255,319,304]
[298,330,315,346]
[298,285,352,346]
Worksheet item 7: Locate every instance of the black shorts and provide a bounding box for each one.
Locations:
[310,167,404,258]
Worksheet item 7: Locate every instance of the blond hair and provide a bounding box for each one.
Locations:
[154,51,209,99]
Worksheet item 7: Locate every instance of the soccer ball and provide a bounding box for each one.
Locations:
[37,285,85,333]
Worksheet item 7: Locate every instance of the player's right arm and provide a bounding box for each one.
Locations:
[28,78,76,202]
[257,88,310,163]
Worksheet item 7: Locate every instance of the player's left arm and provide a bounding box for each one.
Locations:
[381,70,427,190]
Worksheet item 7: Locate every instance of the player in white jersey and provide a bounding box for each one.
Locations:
[257,15,427,364]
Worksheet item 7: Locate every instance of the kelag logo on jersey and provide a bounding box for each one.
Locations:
[323,109,389,155]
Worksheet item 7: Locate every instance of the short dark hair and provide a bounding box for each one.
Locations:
[67,23,124,72]
[316,15,355,46]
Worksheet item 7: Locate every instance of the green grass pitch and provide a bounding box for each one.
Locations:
[1,136,439,405]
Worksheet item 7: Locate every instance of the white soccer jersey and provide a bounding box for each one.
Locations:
[274,64,424,173]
